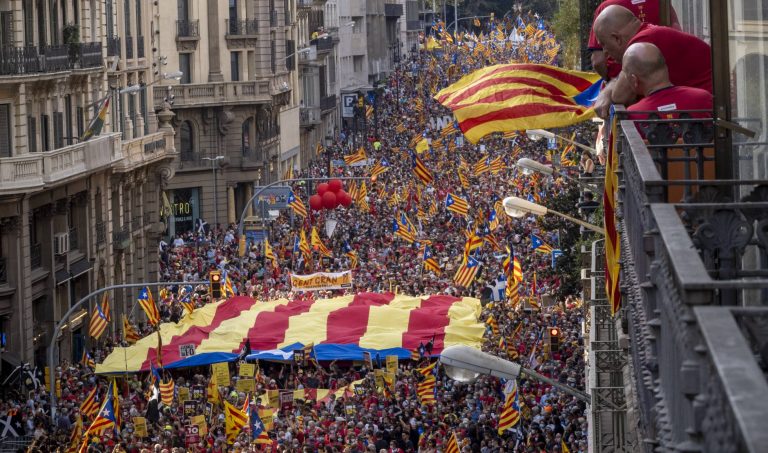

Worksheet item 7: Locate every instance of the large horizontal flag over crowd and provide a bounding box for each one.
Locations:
[96,292,484,373]
[435,63,602,143]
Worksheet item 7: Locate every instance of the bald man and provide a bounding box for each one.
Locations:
[588,0,680,78]
[592,5,711,118]
[622,42,712,120]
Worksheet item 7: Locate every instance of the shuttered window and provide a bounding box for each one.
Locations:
[0,105,11,158]
[28,116,37,153]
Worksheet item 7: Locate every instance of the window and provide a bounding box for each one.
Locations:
[128,92,138,138]
[230,51,240,81]
[285,39,295,71]
[124,0,131,36]
[36,0,46,46]
[76,107,84,138]
[0,12,12,48]
[50,0,60,45]
[23,0,34,46]
[271,32,277,73]
[179,53,191,84]
[53,112,63,149]
[41,114,50,151]
[242,117,253,156]
[65,95,72,146]
[180,120,194,160]
[353,56,363,73]
[177,0,189,22]
[135,0,142,36]
[0,105,11,158]
[106,0,114,36]
[229,0,237,26]
[140,89,148,135]
[28,116,37,153]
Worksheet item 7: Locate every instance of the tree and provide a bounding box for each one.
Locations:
[552,0,581,69]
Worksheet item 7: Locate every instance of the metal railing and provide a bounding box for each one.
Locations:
[300,106,321,126]
[30,243,42,269]
[320,94,337,112]
[614,106,768,452]
[384,3,404,17]
[0,43,104,75]
[226,19,258,36]
[0,256,6,284]
[107,35,121,57]
[177,20,200,38]
[112,225,130,250]
[316,36,334,52]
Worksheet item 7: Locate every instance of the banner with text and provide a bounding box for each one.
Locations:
[290,271,353,292]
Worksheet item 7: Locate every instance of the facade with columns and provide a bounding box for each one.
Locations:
[0,0,177,368]
[154,0,301,234]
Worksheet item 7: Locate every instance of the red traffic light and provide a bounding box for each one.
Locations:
[211,273,221,282]
[549,327,560,337]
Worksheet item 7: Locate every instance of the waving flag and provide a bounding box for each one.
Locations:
[123,315,141,344]
[264,238,278,269]
[299,230,312,261]
[224,400,249,444]
[81,96,110,141]
[343,241,358,269]
[490,156,505,174]
[417,374,437,405]
[250,405,266,440]
[473,155,491,176]
[80,387,99,418]
[85,381,118,434]
[310,227,332,257]
[489,209,500,230]
[463,231,483,258]
[531,234,554,254]
[88,304,109,339]
[435,64,602,143]
[445,432,461,453]
[159,378,175,406]
[440,121,459,138]
[486,315,499,336]
[497,380,521,434]
[446,193,470,217]
[370,159,391,179]
[412,153,434,185]
[457,169,470,189]
[604,115,621,315]
[454,256,480,288]
[344,147,367,165]
[422,245,441,274]
[287,191,308,218]
[138,287,160,326]
[81,350,96,369]
[393,218,416,243]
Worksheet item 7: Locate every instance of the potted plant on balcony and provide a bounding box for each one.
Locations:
[63,23,81,67]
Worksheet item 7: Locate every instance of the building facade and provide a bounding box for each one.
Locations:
[154,0,300,235]
[0,0,177,369]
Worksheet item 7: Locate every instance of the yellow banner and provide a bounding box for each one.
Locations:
[386,355,398,374]
[177,386,190,403]
[239,363,255,378]
[133,417,148,437]
[289,271,353,292]
[212,363,230,387]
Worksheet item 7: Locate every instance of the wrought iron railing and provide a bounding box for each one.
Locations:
[226,19,258,36]
[177,20,200,38]
[320,95,337,112]
[614,106,768,452]
[107,35,121,57]
[0,256,6,284]
[0,42,102,75]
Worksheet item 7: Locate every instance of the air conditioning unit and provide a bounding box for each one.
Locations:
[54,233,70,255]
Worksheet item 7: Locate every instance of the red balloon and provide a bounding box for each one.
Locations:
[328,179,344,193]
[337,190,352,208]
[317,183,330,196]
[309,194,323,211]
[322,191,338,209]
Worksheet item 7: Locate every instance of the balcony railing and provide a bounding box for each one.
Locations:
[30,243,41,269]
[95,221,106,246]
[226,19,258,36]
[0,43,103,76]
[107,36,121,57]
[0,133,122,195]
[315,36,334,53]
[177,20,200,38]
[113,226,130,251]
[0,257,6,284]
[406,20,423,31]
[384,3,404,17]
[124,36,133,59]
[614,106,768,452]
[300,106,321,127]
[152,81,271,109]
[320,95,336,112]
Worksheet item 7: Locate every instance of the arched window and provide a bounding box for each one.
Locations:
[180,120,194,160]
[242,117,254,156]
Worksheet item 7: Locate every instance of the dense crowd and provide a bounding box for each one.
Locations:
[0,10,612,453]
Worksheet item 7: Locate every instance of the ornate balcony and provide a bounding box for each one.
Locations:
[611,106,768,452]
[152,81,271,109]
[300,106,321,128]
[107,36,121,57]
[176,20,200,51]
[0,43,103,77]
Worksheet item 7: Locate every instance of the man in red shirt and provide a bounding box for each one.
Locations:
[592,5,712,118]
[588,0,680,78]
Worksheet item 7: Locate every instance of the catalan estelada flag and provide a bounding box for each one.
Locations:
[531,234,554,254]
[287,191,308,218]
[604,114,621,315]
[79,386,99,418]
[138,287,160,326]
[412,153,434,185]
[486,315,499,336]
[310,227,333,257]
[85,380,118,434]
[88,304,109,339]
[81,350,96,368]
[299,230,312,262]
[123,315,141,344]
[393,218,416,243]
[453,256,480,288]
[81,96,110,141]
[497,380,521,434]
[440,121,459,138]
[473,155,490,176]
[446,193,470,217]
[458,169,470,189]
[343,241,358,269]
[344,147,367,165]
[370,159,390,179]
[264,238,278,269]
[422,245,441,274]
[435,64,602,143]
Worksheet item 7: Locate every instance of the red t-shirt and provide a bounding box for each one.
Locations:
[627,85,712,135]
[588,0,680,50]
[606,24,712,92]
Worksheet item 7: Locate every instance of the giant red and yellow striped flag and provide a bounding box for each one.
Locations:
[435,64,602,143]
[604,116,621,315]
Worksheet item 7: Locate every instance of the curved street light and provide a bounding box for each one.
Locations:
[440,345,591,404]
[502,196,605,235]
[526,129,598,156]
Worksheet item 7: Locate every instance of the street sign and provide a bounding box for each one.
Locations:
[342,94,357,118]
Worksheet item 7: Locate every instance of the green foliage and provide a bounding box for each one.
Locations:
[552,0,581,69]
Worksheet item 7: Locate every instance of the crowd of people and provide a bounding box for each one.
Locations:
[0,6,656,452]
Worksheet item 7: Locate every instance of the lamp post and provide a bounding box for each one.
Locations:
[440,345,591,404]
[503,196,606,235]
[202,156,225,231]
[516,158,600,192]
[525,129,598,156]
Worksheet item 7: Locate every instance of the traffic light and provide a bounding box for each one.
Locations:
[210,270,222,299]
[548,327,561,352]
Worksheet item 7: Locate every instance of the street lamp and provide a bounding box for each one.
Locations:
[440,345,591,404]
[526,129,598,156]
[503,196,605,235]
[202,156,225,230]
[516,158,600,192]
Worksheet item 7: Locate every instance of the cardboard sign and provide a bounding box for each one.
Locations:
[293,349,305,365]
[191,385,205,401]
[204,402,213,419]
[268,390,279,409]
[236,377,255,393]
[177,386,190,403]
[386,355,398,374]
[185,425,200,446]
[279,390,294,412]
[239,363,255,378]
[133,417,147,437]
[345,404,356,415]
[259,408,274,431]
[212,363,230,386]
[184,400,197,416]
[191,414,208,435]
[374,369,384,389]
